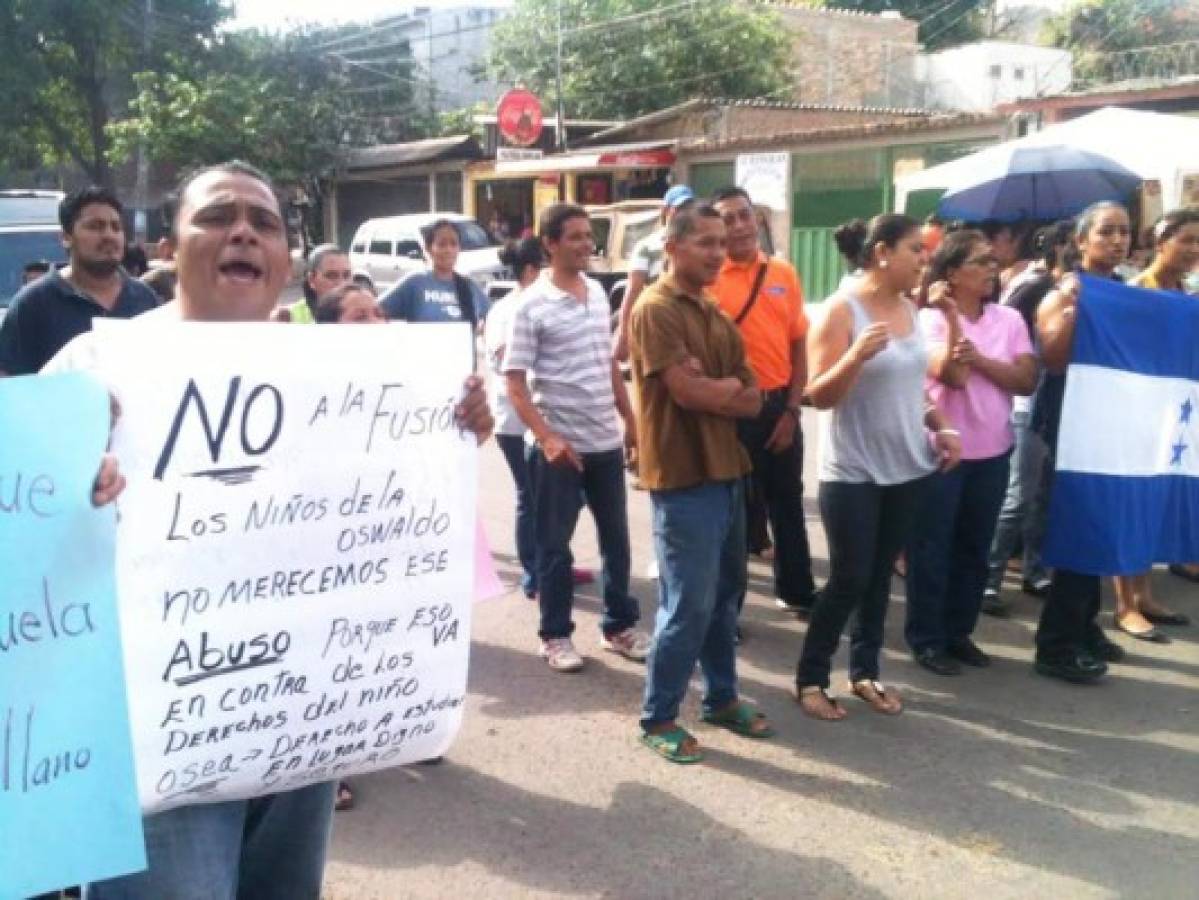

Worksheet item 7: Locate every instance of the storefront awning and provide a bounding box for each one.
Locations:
[494,141,677,175]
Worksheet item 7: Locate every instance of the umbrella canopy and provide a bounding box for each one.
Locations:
[937,143,1140,223]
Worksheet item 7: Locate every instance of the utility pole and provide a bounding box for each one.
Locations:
[134,0,153,244]
[556,0,566,151]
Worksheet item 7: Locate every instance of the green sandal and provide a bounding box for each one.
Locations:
[701,701,775,739]
[641,726,704,764]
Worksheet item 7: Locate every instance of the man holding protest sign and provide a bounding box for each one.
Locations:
[43,160,493,900]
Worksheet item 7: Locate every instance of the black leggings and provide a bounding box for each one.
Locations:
[796,476,929,689]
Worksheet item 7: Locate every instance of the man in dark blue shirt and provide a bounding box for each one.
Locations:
[0,186,158,375]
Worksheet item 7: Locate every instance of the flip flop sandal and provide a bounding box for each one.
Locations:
[702,701,775,739]
[641,726,704,764]
[850,680,903,715]
[1143,608,1191,626]
[795,685,846,721]
[1167,564,1199,585]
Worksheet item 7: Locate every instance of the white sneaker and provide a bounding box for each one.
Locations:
[600,628,652,662]
[539,637,584,672]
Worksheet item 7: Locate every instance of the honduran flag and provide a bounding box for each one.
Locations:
[1042,275,1199,575]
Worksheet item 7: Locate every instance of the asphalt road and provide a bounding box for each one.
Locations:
[324,416,1199,899]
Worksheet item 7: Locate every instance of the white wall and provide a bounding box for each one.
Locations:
[918,41,1072,112]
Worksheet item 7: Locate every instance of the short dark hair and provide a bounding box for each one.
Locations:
[172,160,280,226]
[22,260,51,277]
[711,186,752,206]
[59,186,122,233]
[314,282,376,324]
[1033,219,1076,270]
[977,220,1014,241]
[666,202,721,243]
[1152,207,1199,245]
[498,236,544,275]
[422,219,460,250]
[921,229,990,305]
[302,243,346,302]
[538,203,588,243]
[833,214,920,269]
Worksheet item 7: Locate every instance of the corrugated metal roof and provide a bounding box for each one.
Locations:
[681,112,1004,153]
[577,97,930,146]
[342,135,484,171]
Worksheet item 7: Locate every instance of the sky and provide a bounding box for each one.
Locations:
[230,0,513,32]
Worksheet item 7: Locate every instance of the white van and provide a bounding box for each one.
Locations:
[348,214,506,294]
[0,190,66,322]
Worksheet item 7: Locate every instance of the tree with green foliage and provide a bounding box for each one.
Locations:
[0,0,226,187]
[107,27,428,243]
[831,0,987,50]
[1042,0,1199,84]
[486,0,792,121]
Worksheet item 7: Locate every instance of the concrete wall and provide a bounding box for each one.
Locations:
[772,6,921,109]
[919,41,1072,112]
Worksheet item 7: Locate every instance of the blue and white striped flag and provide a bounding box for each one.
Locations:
[1042,275,1199,575]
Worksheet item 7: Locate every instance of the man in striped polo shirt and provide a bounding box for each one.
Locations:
[504,203,650,672]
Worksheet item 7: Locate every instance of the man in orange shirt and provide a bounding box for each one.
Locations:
[711,186,816,616]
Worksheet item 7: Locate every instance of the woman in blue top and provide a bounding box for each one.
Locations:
[379,219,488,327]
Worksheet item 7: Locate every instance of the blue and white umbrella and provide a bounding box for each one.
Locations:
[937,143,1141,223]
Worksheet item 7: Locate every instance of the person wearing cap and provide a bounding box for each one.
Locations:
[711,185,817,620]
[613,184,694,363]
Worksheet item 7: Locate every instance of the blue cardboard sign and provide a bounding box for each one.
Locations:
[0,373,145,899]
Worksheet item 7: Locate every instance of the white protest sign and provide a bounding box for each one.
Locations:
[92,321,476,814]
[735,152,789,211]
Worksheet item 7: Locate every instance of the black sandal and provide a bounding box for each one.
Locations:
[1168,564,1199,585]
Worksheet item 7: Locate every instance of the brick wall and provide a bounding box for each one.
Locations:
[770,5,921,108]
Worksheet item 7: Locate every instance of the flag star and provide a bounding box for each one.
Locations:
[1171,440,1187,466]
[1183,398,1194,425]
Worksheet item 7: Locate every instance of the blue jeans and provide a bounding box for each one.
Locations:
[642,479,745,728]
[906,452,1011,654]
[528,445,638,639]
[986,410,1050,591]
[85,782,336,900]
[497,433,537,596]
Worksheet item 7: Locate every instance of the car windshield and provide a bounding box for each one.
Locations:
[420,220,494,251]
[621,218,658,261]
[0,231,66,308]
[0,195,60,227]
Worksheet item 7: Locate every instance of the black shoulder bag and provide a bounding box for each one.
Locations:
[734,263,769,325]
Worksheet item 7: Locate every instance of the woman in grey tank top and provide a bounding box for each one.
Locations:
[796,215,961,720]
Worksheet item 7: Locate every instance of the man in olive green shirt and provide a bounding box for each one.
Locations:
[628,203,775,764]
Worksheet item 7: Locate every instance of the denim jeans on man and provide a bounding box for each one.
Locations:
[797,477,928,689]
[497,433,537,596]
[642,479,744,727]
[85,782,335,900]
[736,390,817,606]
[986,409,1050,592]
[906,452,1010,654]
[528,445,638,638]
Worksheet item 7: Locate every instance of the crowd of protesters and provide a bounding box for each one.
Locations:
[1,166,1197,897]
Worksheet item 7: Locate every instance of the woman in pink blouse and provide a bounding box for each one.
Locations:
[905,229,1038,675]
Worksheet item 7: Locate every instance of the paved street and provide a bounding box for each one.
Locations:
[325,418,1199,899]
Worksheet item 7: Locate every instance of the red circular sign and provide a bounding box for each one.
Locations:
[496,89,544,148]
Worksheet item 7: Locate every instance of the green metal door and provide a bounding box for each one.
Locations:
[791,227,847,304]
